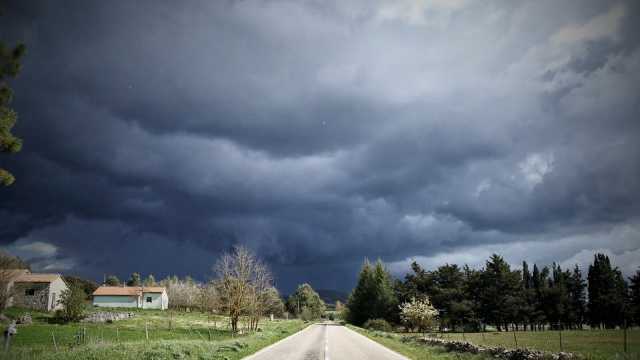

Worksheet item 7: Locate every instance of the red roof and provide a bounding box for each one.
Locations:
[92,286,166,296]
[14,273,62,283]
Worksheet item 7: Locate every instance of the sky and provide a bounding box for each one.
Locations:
[1,0,639,293]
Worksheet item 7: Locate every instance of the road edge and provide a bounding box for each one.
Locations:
[241,322,317,360]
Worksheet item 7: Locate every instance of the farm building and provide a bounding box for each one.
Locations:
[10,272,69,311]
[92,286,169,310]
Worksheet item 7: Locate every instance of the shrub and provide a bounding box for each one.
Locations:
[56,284,86,322]
[364,318,392,332]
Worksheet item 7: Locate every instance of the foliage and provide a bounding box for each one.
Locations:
[631,269,640,325]
[104,275,120,286]
[346,259,397,326]
[394,253,599,332]
[399,297,438,332]
[63,276,98,299]
[588,254,628,328]
[262,287,285,317]
[126,272,141,286]
[364,318,393,332]
[143,274,156,286]
[0,39,26,186]
[286,283,326,320]
[56,284,86,322]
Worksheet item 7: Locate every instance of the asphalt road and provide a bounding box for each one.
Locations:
[244,323,409,360]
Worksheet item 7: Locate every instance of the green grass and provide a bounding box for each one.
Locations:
[1,307,308,360]
[348,325,490,360]
[352,324,640,360]
[428,329,640,359]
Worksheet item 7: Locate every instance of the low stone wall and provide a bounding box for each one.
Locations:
[81,312,136,323]
[413,336,581,360]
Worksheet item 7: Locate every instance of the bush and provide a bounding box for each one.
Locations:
[363,318,392,332]
[56,284,86,322]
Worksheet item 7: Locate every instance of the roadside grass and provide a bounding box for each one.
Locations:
[423,329,640,359]
[351,324,640,360]
[1,306,308,360]
[347,325,490,360]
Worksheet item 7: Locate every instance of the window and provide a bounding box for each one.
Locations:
[25,289,35,296]
[146,297,152,303]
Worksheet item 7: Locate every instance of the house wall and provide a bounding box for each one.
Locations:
[48,278,68,311]
[93,295,139,308]
[161,292,169,310]
[12,283,50,311]
[141,292,164,310]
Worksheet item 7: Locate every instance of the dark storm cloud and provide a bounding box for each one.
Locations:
[1,0,640,291]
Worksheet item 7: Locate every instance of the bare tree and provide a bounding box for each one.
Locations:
[213,246,273,333]
[0,251,29,311]
[159,275,201,310]
[199,281,219,313]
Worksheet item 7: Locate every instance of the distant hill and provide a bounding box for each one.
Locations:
[316,289,348,305]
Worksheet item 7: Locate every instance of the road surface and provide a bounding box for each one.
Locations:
[244,323,408,360]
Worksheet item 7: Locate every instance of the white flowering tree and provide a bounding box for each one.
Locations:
[399,297,439,334]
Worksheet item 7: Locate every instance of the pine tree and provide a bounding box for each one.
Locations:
[0,38,26,186]
[346,259,397,325]
[479,254,522,331]
[588,254,627,328]
[630,269,640,325]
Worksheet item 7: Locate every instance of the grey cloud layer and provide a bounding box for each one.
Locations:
[1,0,639,290]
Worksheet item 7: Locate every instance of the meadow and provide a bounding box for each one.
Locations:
[0,307,307,360]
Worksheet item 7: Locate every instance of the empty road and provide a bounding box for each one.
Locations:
[244,323,408,360]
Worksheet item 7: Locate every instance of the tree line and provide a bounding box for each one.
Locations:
[346,253,640,331]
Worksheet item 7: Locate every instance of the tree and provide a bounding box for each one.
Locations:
[57,284,86,322]
[262,287,285,318]
[399,297,438,333]
[287,283,325,320]
[588,254,626,328]
[0,37,26,186]
[566,265,586,329]
[105,275,121,286]
[214,246,273,332]
[0,251,29,311]
[346,259,397,326]
[630,269,640,325]
[63,276,98,299]
[478,254,522,331]
[143,274,157,286]
[199,282,218,313]
[159,275,200,310]
[127,272,141,287]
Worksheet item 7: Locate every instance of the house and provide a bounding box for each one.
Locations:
[11,272,69,311]
[92,286,168,310]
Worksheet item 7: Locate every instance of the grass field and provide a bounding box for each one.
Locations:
[435,329,640,358]
[0,307,307,360]
[353,325,640,360]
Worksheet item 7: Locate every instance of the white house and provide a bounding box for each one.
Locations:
[11,272,69,311]
[92,286,169,310]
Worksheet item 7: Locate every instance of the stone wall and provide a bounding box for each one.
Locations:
[12,283,50,311]
[413,336,581,360]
